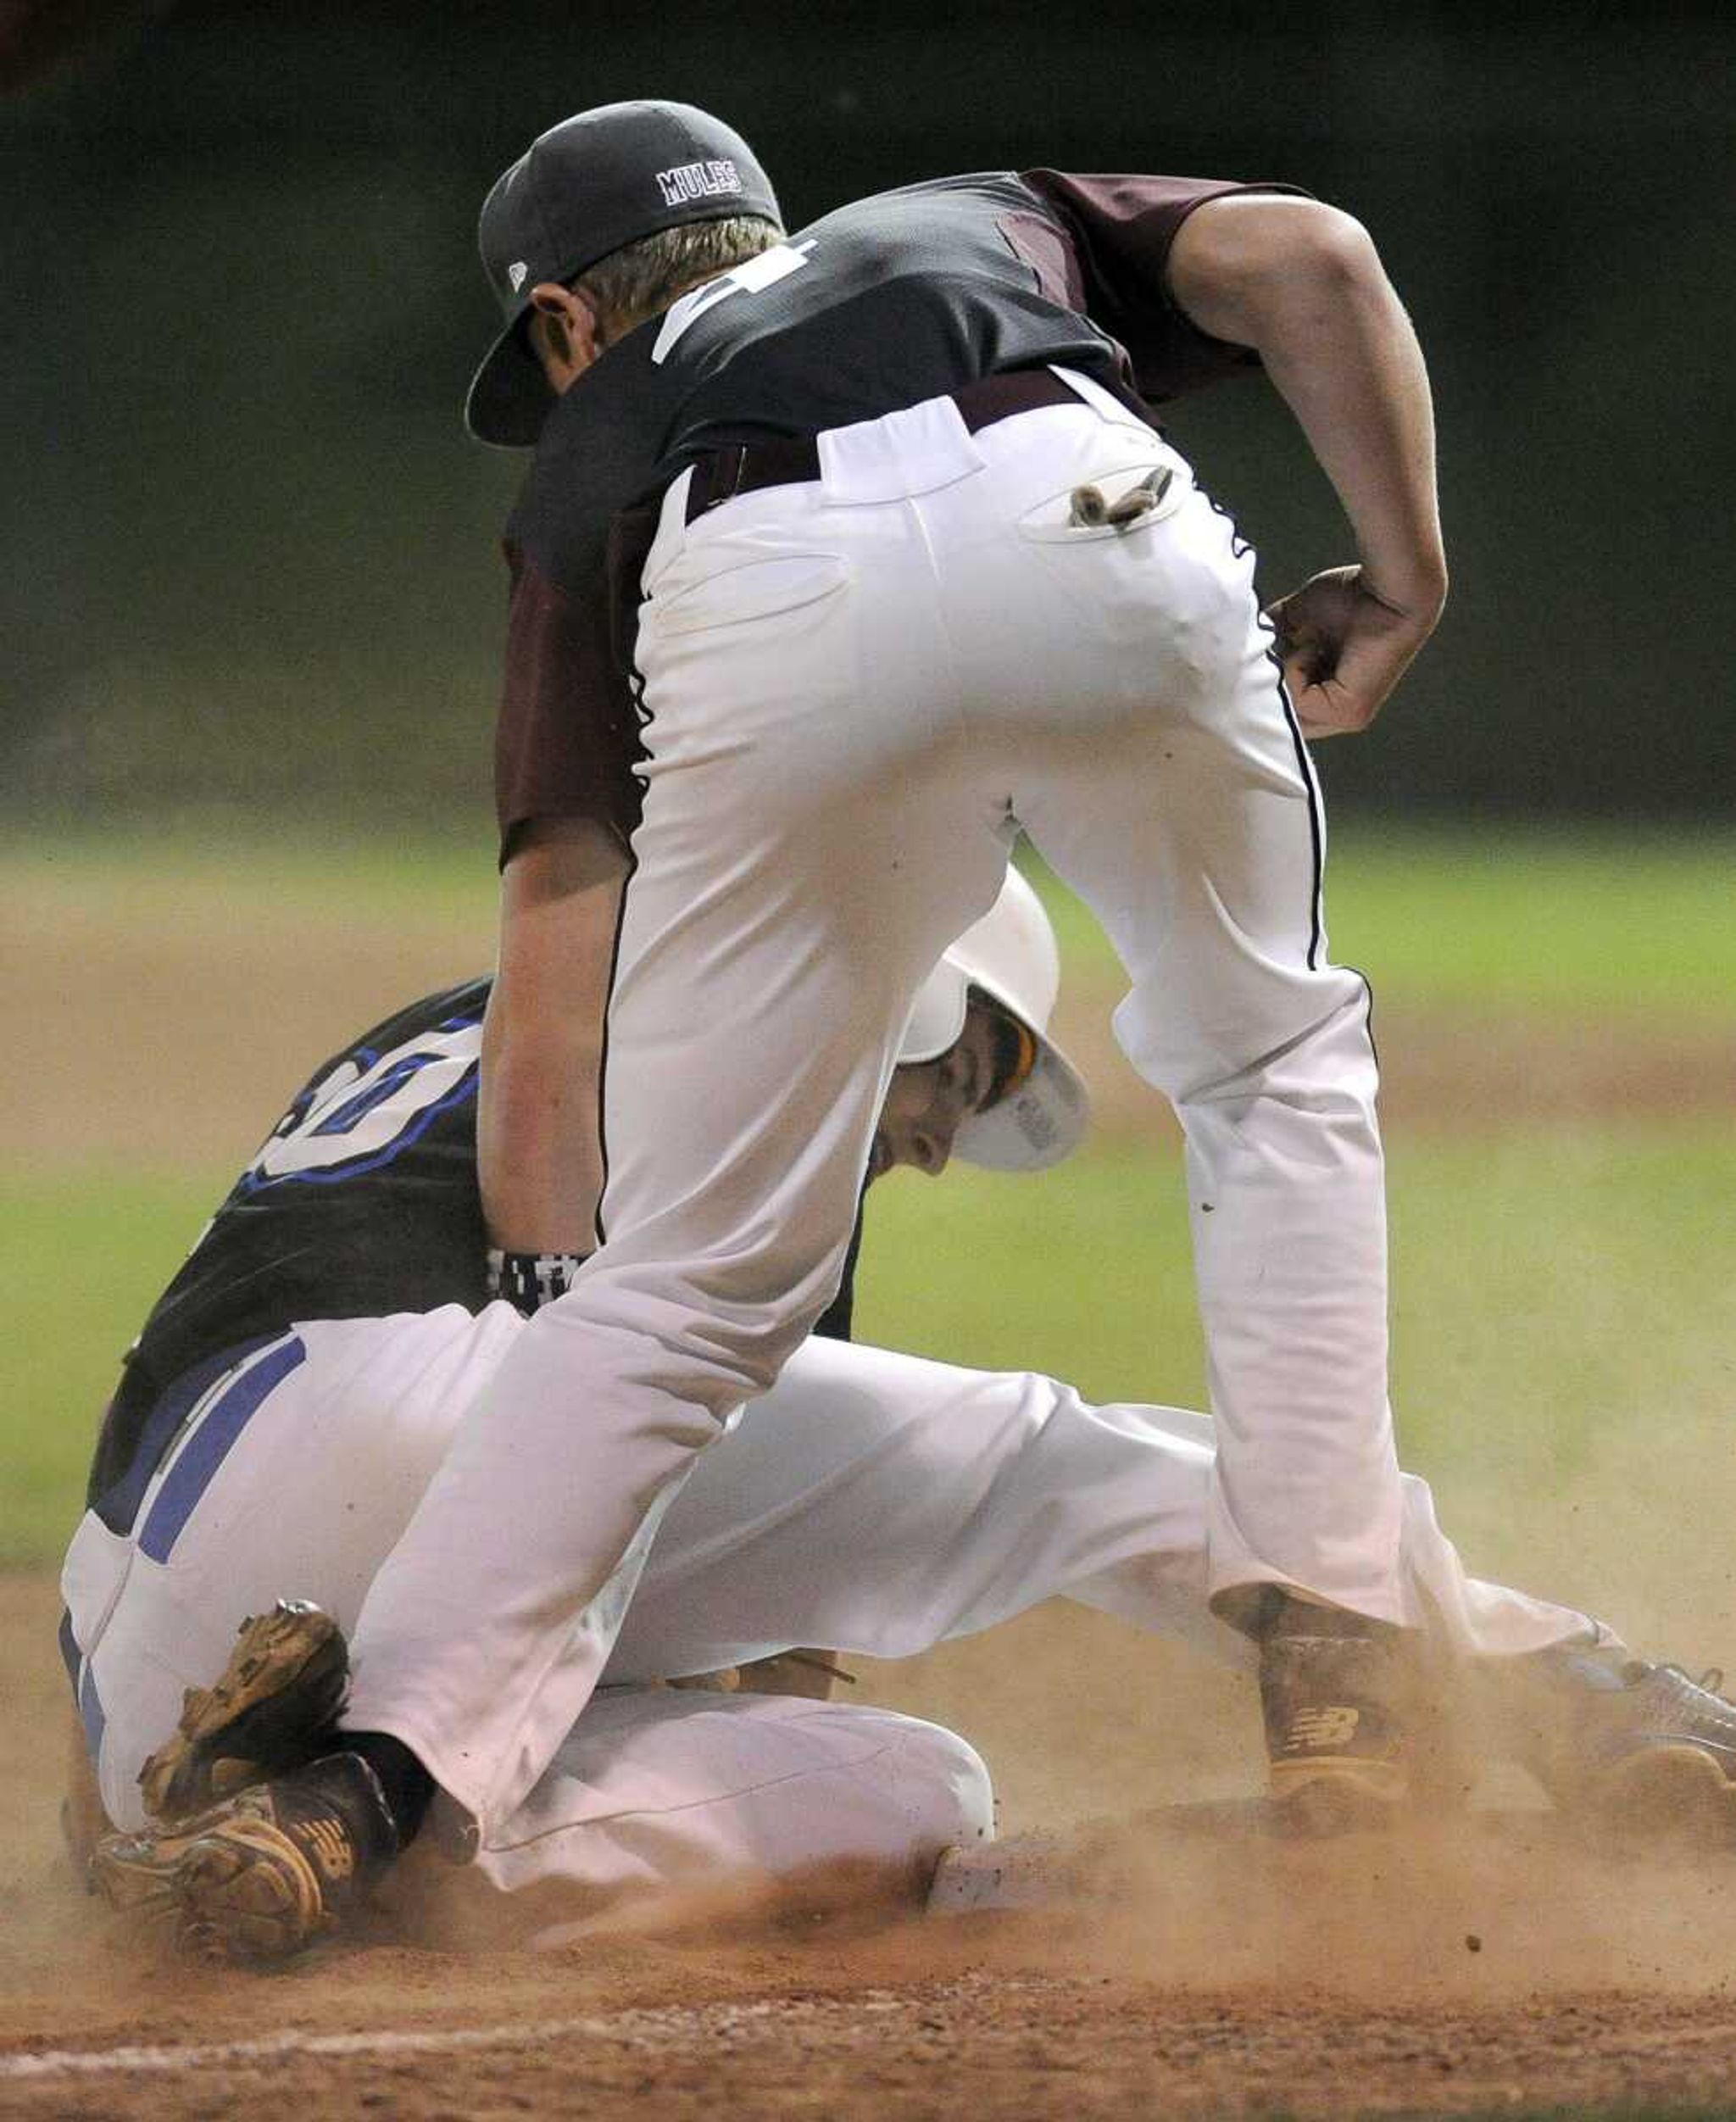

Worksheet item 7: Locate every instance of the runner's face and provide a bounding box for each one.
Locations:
[868,999,1009,1184]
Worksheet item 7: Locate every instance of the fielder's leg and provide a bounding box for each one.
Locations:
[619,1339,1730,1835]
[341,442,1020,1846]
[914,380,1409,1817]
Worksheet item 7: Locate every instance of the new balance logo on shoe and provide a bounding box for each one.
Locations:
[300,1816,356,1884]
[1284,1706,1361,1753]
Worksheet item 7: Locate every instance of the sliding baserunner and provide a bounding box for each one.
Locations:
[71,874,1736,1959]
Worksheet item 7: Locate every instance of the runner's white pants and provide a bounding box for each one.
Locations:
[353,370,1403,1832]
[63,1307,1586,1923]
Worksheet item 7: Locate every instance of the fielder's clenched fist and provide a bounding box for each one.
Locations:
[1266,564,1446,739]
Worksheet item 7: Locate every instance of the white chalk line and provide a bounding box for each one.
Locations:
[0,1990,943,2084]
[1,2018,604,2082]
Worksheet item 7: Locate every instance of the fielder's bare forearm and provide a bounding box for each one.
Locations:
[1167,196,1446,732]
[1171,197,1444,603]
[479,817,627,1255]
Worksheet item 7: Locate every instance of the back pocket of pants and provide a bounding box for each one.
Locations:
[644,553,850,638]
[1015,459,1188,544]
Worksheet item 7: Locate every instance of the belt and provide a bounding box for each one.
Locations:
[683,367,1114,525]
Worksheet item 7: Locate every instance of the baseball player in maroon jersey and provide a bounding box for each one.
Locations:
[103,101,1456,1942]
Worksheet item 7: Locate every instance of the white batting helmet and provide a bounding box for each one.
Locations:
[897,868,1090,1172]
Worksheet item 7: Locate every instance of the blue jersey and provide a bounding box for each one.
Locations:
[85,978,861,1508]
[85,979,490,1503]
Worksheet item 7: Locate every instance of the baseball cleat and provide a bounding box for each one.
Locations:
[1496,1639,1736,1844]
[92,1752,398,1963]
[1258,1596,1411,1835]
[136,1599,348,1822]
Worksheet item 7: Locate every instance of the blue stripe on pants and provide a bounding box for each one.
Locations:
[58,1607,80,1696]
[137,1335,307,1563]
[78,1657,106,1759]
[96,1334,279,1539]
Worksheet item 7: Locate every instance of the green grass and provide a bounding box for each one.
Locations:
[9,823,1736,1013]
[5,1172,222,1568]
[856,1118,1736,1640]
[1321,827,1736,1014]
[0,826,501,922]
[12,1123,1732,1581]
[855,1124,1736,1462]
[1029,825,1736,1016]
[5,829,1733,1580]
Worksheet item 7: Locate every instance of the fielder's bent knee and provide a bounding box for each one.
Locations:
[1126,972,1377,1117]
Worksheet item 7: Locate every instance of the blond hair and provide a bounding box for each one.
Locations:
[578,214,784,341]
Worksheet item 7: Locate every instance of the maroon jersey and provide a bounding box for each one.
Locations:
[495,169,1299,859]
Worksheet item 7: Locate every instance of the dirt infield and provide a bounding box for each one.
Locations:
[11,1964,1736,2122]
[11,1565,1736,2121]
[9,857,1736,1172]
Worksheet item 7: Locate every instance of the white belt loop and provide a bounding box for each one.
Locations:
[1046,364,1154,430]
[817,393,988,505]
[643,465,697,588]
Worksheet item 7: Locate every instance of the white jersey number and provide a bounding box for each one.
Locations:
[243,1021,483,1189]
[651,241,817,365]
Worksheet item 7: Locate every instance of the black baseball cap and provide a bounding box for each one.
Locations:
[465,100,782,448]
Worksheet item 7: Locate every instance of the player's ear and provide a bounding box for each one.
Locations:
[527,283,601,386]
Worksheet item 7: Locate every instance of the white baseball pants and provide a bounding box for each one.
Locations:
[63,1306,1585,1922]
[349,369,1401,1833]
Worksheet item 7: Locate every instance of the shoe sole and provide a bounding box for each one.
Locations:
[92,1808,332,1964]
[90,1824,200,1935]
[137,1601,348,1824]
[1594,1744,1736,1848]
[176,1816,331,1963]
[1270,1757,1408,1838]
